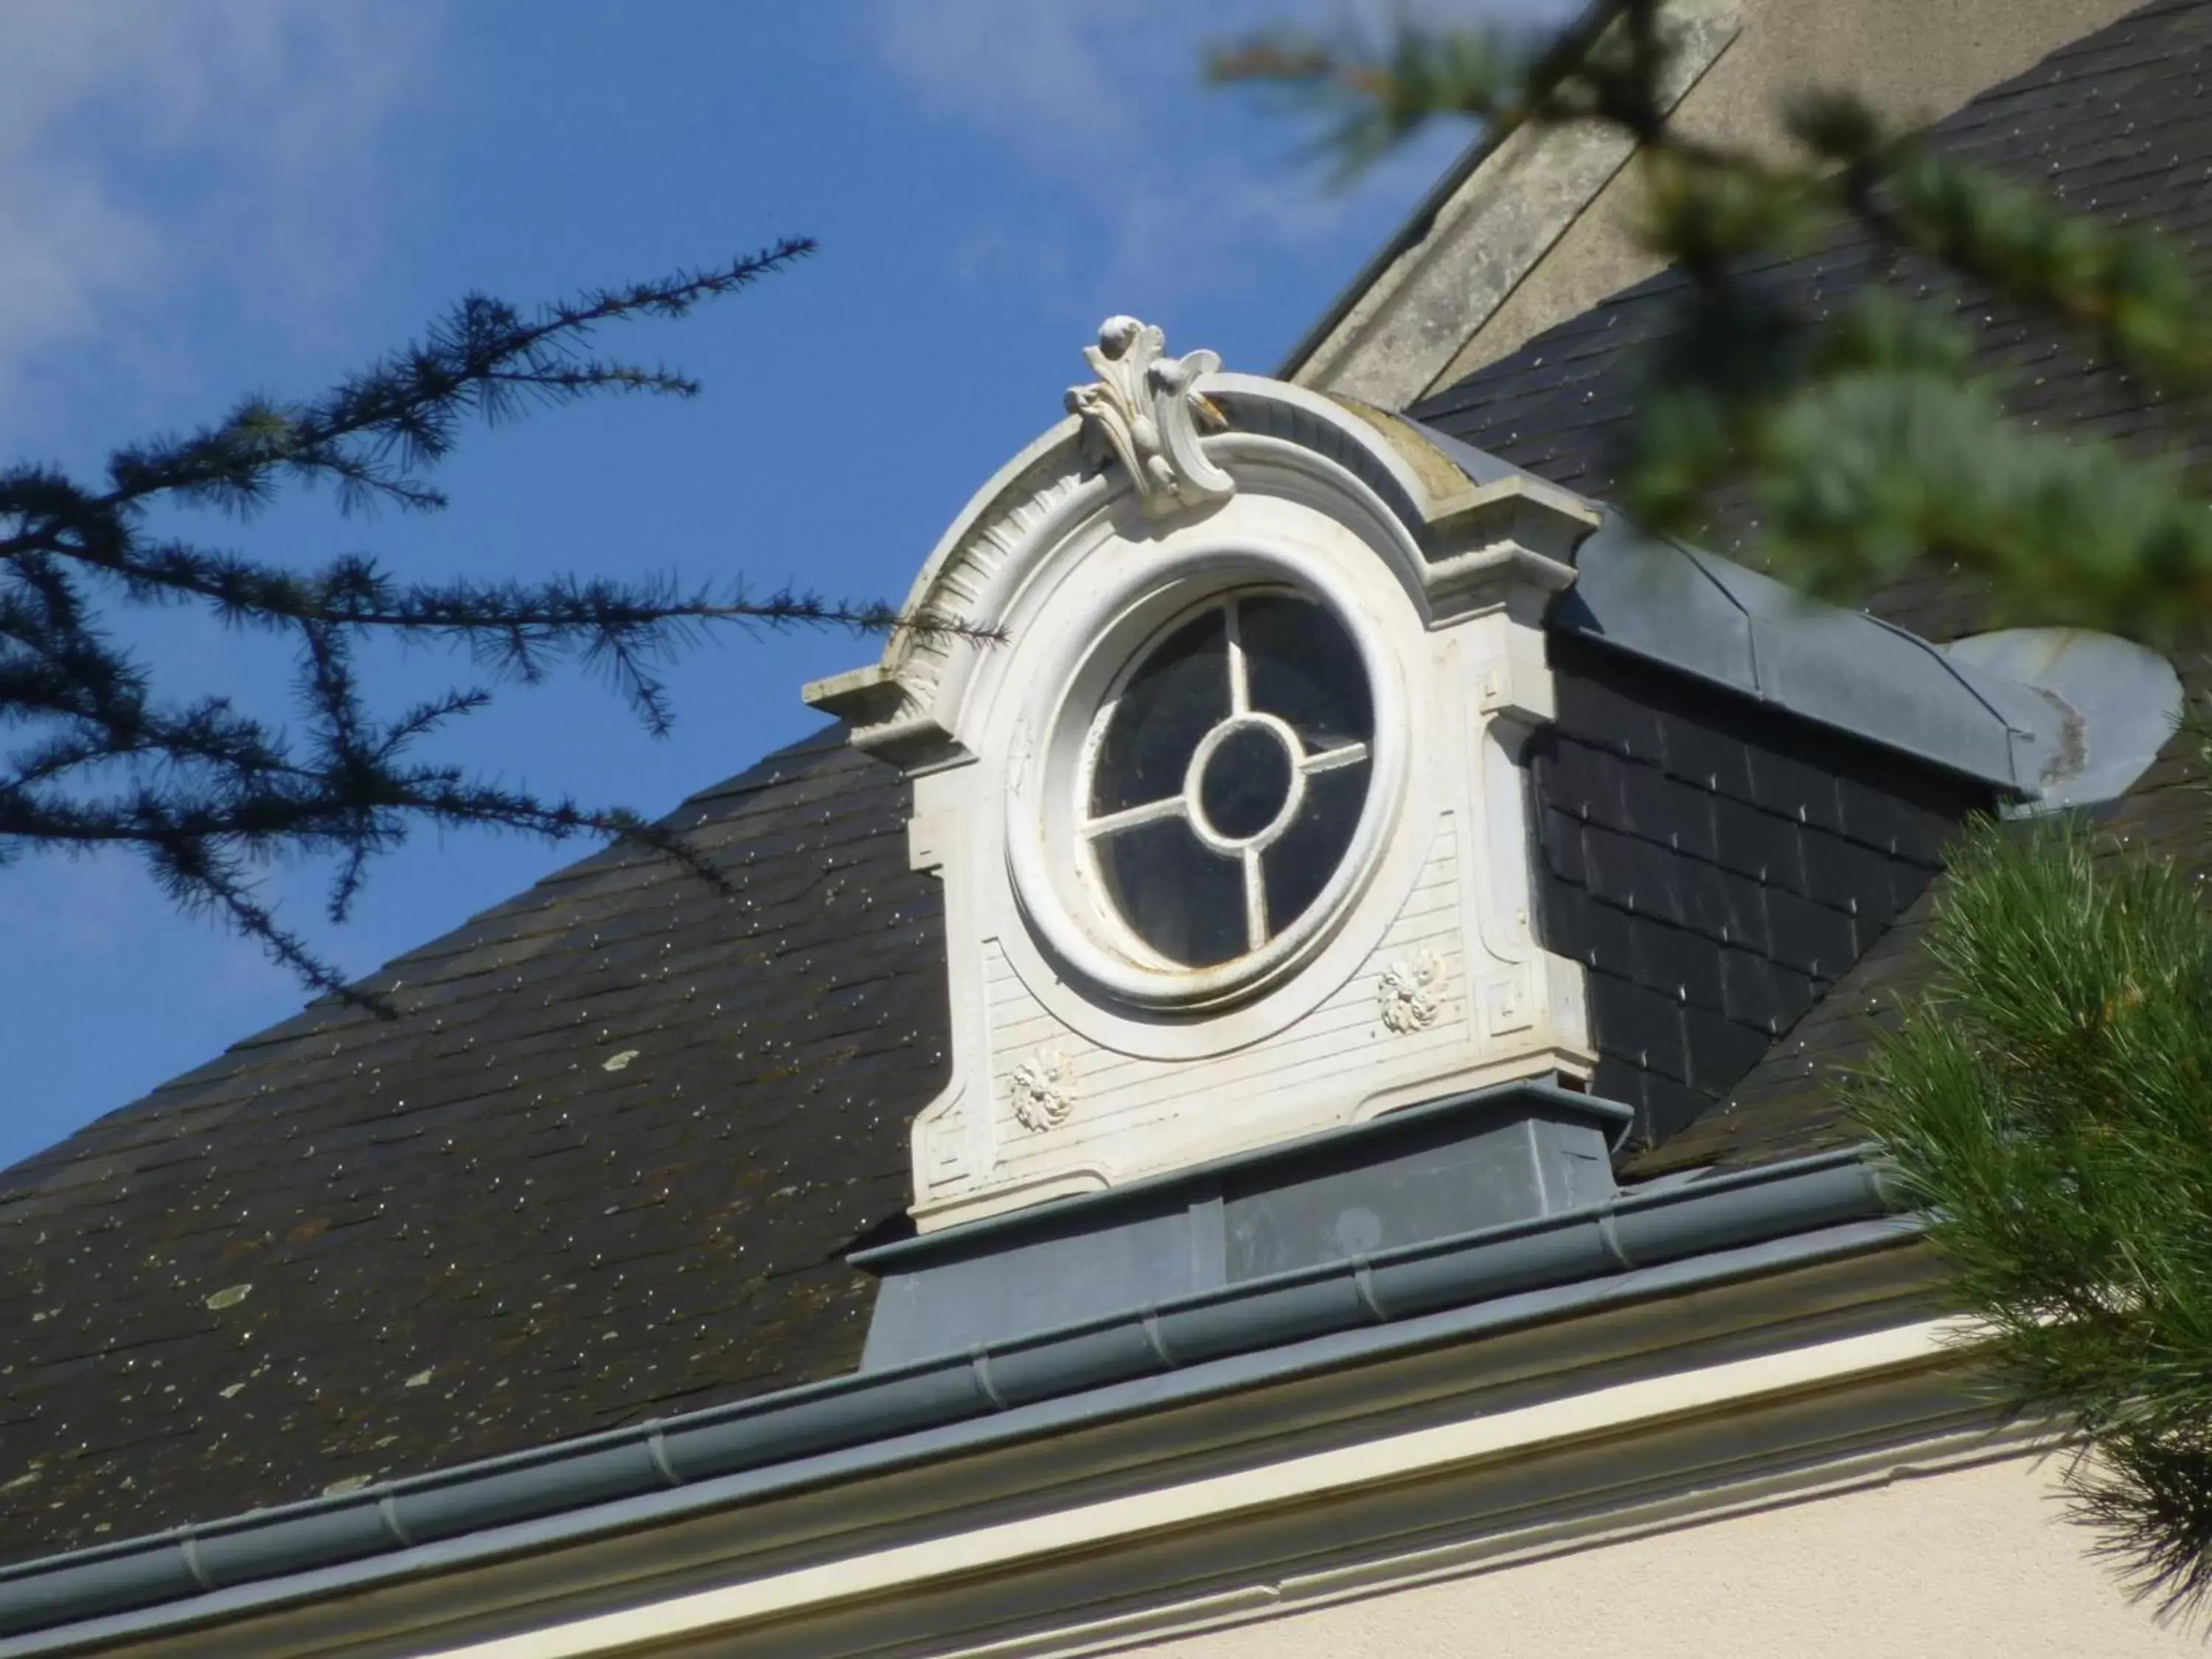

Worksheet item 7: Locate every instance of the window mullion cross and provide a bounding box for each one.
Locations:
[1222,599,1270,949]
[1224,598,1250,717]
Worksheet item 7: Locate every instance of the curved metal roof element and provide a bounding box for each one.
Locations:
[1942,628,2184,810]
[1405,423,2069,798]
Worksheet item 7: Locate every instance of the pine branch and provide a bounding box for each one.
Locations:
[1848,818,2212,1616]
[1217,1,2212,1613]
[1208,1,2212,637]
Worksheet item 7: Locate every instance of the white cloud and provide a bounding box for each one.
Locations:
[862,0,1579,311]
[0,1,437,438]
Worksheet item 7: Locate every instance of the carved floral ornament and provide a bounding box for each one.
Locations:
[1009,1048,1077,1132]
[1377,950,1446,1034]
[1064,316,1236,520]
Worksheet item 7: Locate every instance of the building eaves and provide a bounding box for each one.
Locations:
[0,1131,1902,1650]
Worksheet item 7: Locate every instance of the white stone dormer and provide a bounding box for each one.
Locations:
[806,319,1601,1232]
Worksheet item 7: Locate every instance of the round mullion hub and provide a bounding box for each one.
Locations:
[1185,713,1305,855]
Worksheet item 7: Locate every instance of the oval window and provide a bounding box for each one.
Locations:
[1080,591,1374,968]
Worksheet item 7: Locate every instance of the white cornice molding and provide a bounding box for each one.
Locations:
[416,1318,1968,1659]
[801,353,1601,770]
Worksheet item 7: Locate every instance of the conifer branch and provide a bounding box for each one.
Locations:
[1210,0,2212,641]
[1,245,990,1008]
[1217,0,2212,1611]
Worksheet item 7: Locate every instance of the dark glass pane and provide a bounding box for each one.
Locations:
[1262,759,1370,936]
[1091,608,1228,815]
[1198,725,1293,841]
[1096,816,1245,967]
[1242,596,1371,751]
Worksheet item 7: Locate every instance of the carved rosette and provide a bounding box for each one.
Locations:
[1376,951,1445,1035]
[1009,1048,1077,1132]
[1065,316,1234,520]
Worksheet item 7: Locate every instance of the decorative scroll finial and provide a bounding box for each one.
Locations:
[1065,316,1234,520]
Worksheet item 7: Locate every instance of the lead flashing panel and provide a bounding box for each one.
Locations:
[1405,424,2053,795]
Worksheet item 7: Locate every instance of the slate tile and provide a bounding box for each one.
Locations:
[1532,735,1627,823]
[1582,823,1683,922]
[1713,797,1804,889]
[1575,891,1637,975]
[1627,916,1726,1015]
[1681,1009,1782,1099]
[1761,888,1861,983]
[1658,717,1753,798]
[1557,667,1666,764]
[1745,743,1846,832]
[1837,779,1969,863]
[1674,858,1736,946]
[1540,807,1589,886]
[1799,827,1906,929]
[1719,946,1816,1037]
[1534,880,1591,963]
[1587,970,1688,1083]
[1635,1073,1711,1149]
[1717,867,1773,955]
[1619,763,1721,863]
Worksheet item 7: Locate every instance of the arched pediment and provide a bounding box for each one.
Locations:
[803,320,1599,771]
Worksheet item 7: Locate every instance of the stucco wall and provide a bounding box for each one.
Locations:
[1427,0,2144,391]
[1122,1452,2201,1659]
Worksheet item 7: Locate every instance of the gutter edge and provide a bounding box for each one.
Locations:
[0,1147,1907,1649]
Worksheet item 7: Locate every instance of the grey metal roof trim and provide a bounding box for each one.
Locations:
[850,1078,1632,1275]
[1403,422,2044,792]
[0,1145,1905,1649]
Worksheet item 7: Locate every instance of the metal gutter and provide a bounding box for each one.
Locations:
[0,1148,1905,1648]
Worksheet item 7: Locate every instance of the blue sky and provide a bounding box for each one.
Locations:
[0,1,1551,1168]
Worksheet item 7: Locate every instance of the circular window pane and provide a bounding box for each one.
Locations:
[1089,607,1226,816]
[1082,591,1373,968]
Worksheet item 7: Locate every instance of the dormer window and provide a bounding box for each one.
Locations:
[1082,589,1373,969]
[804,317,1601,1229]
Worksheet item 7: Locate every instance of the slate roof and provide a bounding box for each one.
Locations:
[7,0,2212,1578]
[1410,0,2212,504]
[1411,0,2212,1175]
[0,730,945,1565]
[1528,631,1991,1154]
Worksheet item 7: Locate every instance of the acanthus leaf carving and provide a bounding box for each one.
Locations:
[1065,316,1234,521]
[1376,950,1446,1035]
[1008,1048,1077,1132]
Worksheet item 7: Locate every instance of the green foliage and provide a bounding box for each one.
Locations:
[1848,819,2212,1613]
[1,246,956,1006]
[1210,0,2212,646]
[1216,0,2212,1611]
